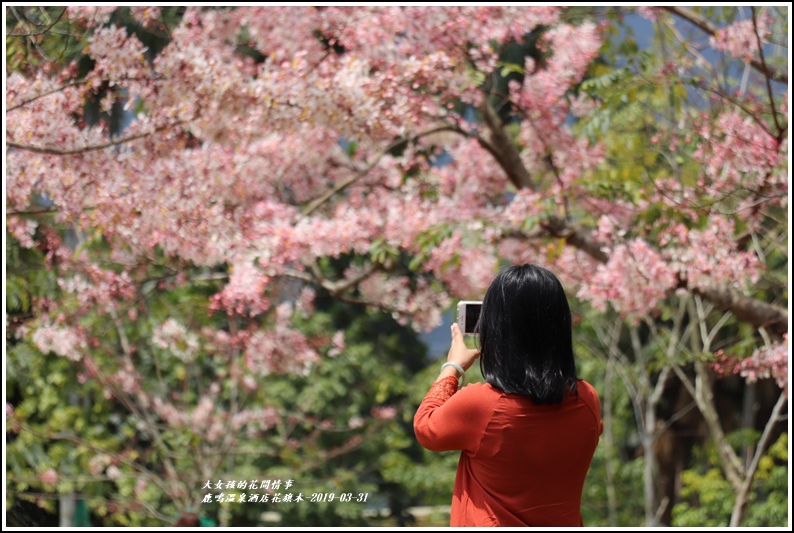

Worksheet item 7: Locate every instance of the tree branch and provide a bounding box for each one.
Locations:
[7,76,153,113]
[690,283,787,338]
[729,391,787,526]
[300,125,473,217]
[6,123,178,155]
[661,6,787,84]
[479,97,534,190]
[751,7,784,138]
[6,7,66,37]
[283,262,382,297]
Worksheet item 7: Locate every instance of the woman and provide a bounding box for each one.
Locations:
[414,264,603,527]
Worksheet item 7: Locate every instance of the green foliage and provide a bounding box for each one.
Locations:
[672,433,789,527]
[6,220,454,526]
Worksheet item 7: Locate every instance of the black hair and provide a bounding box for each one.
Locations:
[477,264,578,404]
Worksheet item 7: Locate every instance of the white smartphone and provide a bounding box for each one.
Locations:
[456,301,482,336]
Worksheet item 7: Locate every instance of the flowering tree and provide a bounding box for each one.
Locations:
[5,5,788,527]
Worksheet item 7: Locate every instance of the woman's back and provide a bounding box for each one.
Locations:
[413,264,603,527]
[415,378,602,526]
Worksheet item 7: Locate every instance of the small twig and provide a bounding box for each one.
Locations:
[6,7,66,37]
[7,123,178,155]
[751,7,783,139]
[300,125,471,217]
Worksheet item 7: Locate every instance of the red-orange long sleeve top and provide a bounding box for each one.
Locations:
[414,376,603,527]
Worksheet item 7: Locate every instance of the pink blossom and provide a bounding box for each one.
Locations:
[297,287,317,316]
[359,273,450,332]
[635,7,660,22]
[659,216,760,289]
[693,110,783,217]
[66,6,115,27]
[710,15,771,62]
[328,331,345,358]
[106,465,122,481]
[502,189,544,227]
[152,319,201,362]
[242,375,258,391]
[245,325,318,377]
[577,239,676,322]
[87,25,149,85]
[191,397,215,430]
[88,454,111,476]
[371,405,398,420]
[130,6,161,28]
[737,334,788,395]
[31,324,86,362]
[210,260,271,317]
[7,217,38,248]
[152,397,186,427]
[135,477,148,497]
[206,420,226,443]
[39,469,58,486]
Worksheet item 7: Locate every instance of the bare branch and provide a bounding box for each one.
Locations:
[730,391,788,526]
[751,7,784,138]
[690,283,787,338]
[6,7,66,37]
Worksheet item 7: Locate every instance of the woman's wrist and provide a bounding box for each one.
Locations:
[439,361,465,384]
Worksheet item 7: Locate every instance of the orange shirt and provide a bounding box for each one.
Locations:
[414,376,603,527]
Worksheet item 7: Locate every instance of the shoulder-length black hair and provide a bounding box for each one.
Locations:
[477,264,578,404]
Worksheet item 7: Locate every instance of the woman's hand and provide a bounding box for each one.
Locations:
[447,323,480,371]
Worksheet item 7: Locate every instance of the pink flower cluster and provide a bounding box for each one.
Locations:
[130,6,161,28]
[110,364,141,394]
[244,304,318,376]
[210,260,272,317]
[358,273,450,332]
[87,25,150,83]
[152,318,201,362]
[694,110,784,219]
[577,239,676,321]
[659,216,760,290]
[737,334,788,395]
[517,21,602,110]
[635,7,660,22]
[436,139,507,208]
[710,14,771,63]
[502,189,544,227]
[371,405,398,420]
[328,331,345,358]
[57,266,137,315]
[39,469,58,487]
[6,217,38,249]
[31,324,87,362]
[424,236,498,300]
[66,6,116,27]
